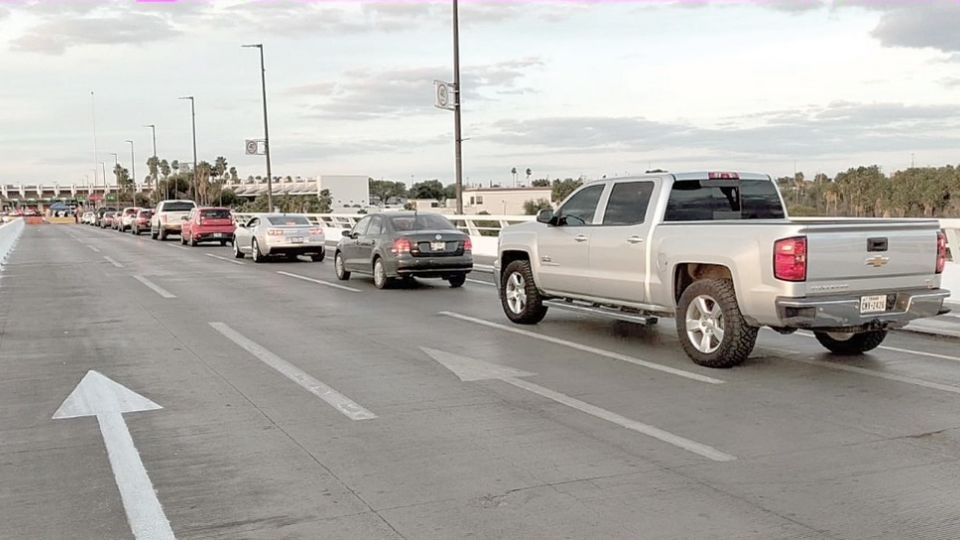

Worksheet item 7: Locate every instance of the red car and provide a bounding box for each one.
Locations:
[180,207,235,246]
[131,209,154,235]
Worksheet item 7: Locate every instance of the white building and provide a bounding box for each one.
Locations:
[320,175,370,209]
[463,187,553,215]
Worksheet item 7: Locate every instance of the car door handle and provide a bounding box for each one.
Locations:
[627,236,644,244]
[574,234,588,243]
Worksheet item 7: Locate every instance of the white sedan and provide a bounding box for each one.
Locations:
[233,214,325,263]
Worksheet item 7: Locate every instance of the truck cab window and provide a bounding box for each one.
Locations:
[557,184,604,226]
[602,181,654,225]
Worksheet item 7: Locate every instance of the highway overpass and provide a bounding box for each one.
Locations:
[1,218,960,539]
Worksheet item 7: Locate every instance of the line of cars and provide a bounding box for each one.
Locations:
[82,199,475,288]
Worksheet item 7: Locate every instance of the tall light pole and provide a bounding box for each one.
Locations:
[91,91,99,188]
[452,0,464,214]
[109,152,119,208]
[125,140,136,207]
[243,43,273,212]
[178,96,198,203]
[144,124,157,195]
[100,162,106,206]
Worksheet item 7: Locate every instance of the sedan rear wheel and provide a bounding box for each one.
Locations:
[252,239,264,263]
[335,252,350,280]
[233,241,245,259]
[447,273,466,288]
[373,258,389,289]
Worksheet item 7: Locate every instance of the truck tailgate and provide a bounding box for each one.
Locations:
[800,221,940,294]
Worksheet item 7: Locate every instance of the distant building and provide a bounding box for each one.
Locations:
[462,187,552,215]
[319,175,370,210]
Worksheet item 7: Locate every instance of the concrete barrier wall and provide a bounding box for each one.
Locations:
[0,218,25,267]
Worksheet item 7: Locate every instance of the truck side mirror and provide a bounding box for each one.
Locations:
[536,209,556,225]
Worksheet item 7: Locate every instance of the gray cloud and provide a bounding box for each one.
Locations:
[869,3,960,53]
[492,101,960,158]
[11,12,179,54]
[298,58,544,121]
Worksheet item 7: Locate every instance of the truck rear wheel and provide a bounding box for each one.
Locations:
[500,259,548,325]
[676,279,758,368]
[814,330,887,355]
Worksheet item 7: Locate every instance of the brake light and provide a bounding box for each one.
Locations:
[464,237,473,252]
[774,236,807,282]
[936,231,947,274]
[309,228,324,236]
[267,229,284,236]
[392,238,412,254]
[708,172,739,180]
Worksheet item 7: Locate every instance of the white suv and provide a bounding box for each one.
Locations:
[151,200,197,240]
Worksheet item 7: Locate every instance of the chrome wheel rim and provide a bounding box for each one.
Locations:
[252,240,259,261]
[685,295,724,354]
[234,242,241,256]
[505,272,527,314]
[335,254,344,277]
[826,331,855,341]
[374,260,385,286]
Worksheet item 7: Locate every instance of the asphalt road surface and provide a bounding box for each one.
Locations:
[3,224,960,539]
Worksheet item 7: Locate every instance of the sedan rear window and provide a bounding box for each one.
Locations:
[138,210,153,217]
[267,216,310,226]
[162,202,195,212]
[201,209,231,219]
[390,215,456,231]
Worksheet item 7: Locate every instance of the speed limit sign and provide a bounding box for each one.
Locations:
[245,140,259,155]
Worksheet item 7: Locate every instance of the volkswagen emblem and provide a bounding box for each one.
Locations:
[435,234,443,240]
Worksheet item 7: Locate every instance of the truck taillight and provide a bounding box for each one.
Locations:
[464,238,473,252]
[392,238,412,254]
[774,236,807,282]
[708,172,739,180]
[936,231,947,274]
[309,228,323,236]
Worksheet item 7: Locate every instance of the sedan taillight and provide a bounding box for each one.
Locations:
[464,237,473,252]
[392,238,412,254]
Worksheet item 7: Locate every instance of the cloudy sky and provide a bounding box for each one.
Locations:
[1,0,959,186]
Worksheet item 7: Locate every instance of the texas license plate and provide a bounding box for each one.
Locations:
[859,295,887,314]
[430,241,446,251]
[290,237,303,244]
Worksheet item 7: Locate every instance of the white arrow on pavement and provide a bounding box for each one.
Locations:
[421,347,736,462]
[53,371,175,540]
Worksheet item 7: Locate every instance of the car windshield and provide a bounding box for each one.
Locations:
[266,216,310,226]
[138,211,153,217]
[163,202,195,212]
[201,209,231,219]
[389,215,456,231]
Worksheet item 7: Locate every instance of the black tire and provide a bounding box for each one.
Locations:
[190,235,198,247]
[500,259,548,324]
[252,239,264,263]
[286,253,299,262]
[220,240,227,247]
[158,228,166,241]
[373,257,390,289]
[233,241,245,259]
[447,273,466,288]
[335,252,350,280]
[311,250,325,262]
[151,228,158,240]
[814,330,887,355]
[180,234,187,245]
[676,279,758,368]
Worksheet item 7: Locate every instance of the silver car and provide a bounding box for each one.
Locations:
[233,214,326,263]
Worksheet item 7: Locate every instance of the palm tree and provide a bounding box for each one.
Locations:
[525,168,532,184]
[511,167,517,186]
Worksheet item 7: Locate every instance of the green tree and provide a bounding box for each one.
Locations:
[369,179,407,204]
[443,183,457,201]
[523,198,552,215]
[551,178,582,203]
[408,179,445,201]
[525,168,532,183]
[229,166,238,182]
[531,178,550,187]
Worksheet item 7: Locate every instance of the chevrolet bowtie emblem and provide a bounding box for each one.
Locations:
[865,255,890,268]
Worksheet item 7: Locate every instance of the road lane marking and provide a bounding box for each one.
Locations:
[166,243,189,251]
[86,245,101,253]
[104,256,124,268]
[789,329,960,365]
[132,275,176,299]
[439,311,724,385]
[205,253,244,265]
[466,278,495,287]
[787,355,960,395]
[423,347,734,461]
[53,371,175,540]
[277,271,361,293]
[209,322,376,420]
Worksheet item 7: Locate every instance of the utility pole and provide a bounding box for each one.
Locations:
[452,0,464,214]
[109,152,119,208]
[91,91,99,189]
[144,124,157,196]
[125,140,135,207]
[178,97,198,204]
[100,162,106,206]
[243,43,273,212]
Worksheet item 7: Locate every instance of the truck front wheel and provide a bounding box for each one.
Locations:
[500,260,548,325]
[676,279,758,368]
[814,330,887,355]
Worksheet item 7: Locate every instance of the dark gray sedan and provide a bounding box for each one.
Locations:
[334,212,473,289]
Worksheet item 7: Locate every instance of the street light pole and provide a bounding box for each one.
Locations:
[452,0,464,214]
[178,96,198,204]
[100,162,106,206]
[144,124,157,197]
[243,43,273,212]
[125,140,135,207]
[91,91,99,189]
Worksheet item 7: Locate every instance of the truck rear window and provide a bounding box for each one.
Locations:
[664,179,785,221]
[162,202,195,212]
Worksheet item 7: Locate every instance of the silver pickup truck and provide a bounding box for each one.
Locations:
[496,171,950,368]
